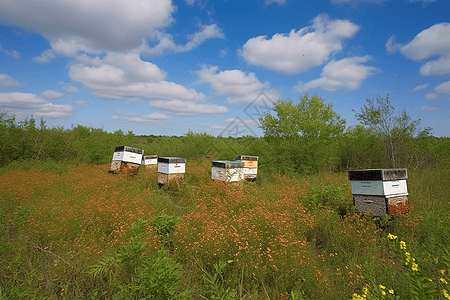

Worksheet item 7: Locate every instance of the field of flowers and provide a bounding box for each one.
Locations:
[1,159,450,299]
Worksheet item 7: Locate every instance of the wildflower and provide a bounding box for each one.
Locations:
[400,240,407,250]
[387,233,397,240]
[382,290,386,296]
[411,262,419,272]
[379,284,386,289]
[441,278,449,285]
[389,289,394,294]
[441,270,447,275]
[443,289,450,300]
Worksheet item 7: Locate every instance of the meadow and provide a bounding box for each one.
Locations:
[1,158,450,299]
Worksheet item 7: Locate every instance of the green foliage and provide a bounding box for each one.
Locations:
[13,204,33,224]
[259,94,345,174]
[308,184,346,208]
[151,211,182,247]
[201,261,235,300]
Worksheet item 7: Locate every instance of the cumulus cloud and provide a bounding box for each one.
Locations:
[127,113,170,125]
[149,100,228,116]
[425,93,437,100]
[0,92,73,118]
[435,81,450,95]
[0,74,20,87]
[421,105,442,112]
[40,90,65,99]
[238,14,360,74]
[294,56,377,92]
[412,83,429,91]
[0,0,175,54]
[400,23,450,76]
[386,36,402,54]
[75,100,88,106]
[69,52,207,103]
[198,66,269,96]
[63,85,80,94]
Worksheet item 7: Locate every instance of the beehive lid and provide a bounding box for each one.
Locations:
[235,155,258,161]
[158,157,186,164]
[143,155,158,159]
[114,146,144,155]
[348,169,408,181]
[212,160,245,169]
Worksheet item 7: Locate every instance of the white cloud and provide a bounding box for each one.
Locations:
[198,66,269,96]
[69,52,206,102]
[332,0,386,4]
[400,23,450,76]
[143,23,224,55]
[435,81,450,95]
[0,44,20,59]
[294,56,377,92]
[238,14,359,74]
[75,100,88,106]
[127,113,170,124]
[63,85,80,94]
[412,83,429,91]
[264,0,287,6]
[149,100,228,116]
[408,0,437,4]
[40,90,65,100]
[0,0,175,54]
[0,92,73,118]
[386,36,402,54]
[421,105,442,112]
[425,93,437,100]
[0,74,20,87]
[219,48,228,57]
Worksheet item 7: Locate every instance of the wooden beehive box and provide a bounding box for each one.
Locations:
[142,155,158,169]
[348,168,409,216]
[235,155,258,179]
[157,157,186,186]
[110,146,144,174]
[211,161,245,182]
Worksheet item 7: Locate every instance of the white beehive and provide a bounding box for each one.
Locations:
[142,155,158,169]
[109,146,144,174]
[211,161,245,182]
[235,155,258,180]
[348,169,410,216]
[157,157,186,186]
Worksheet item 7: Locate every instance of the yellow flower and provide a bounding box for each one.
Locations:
[379,284,386,289]
[441,278,449,285]
[382,290,386,296]
[389,289,394,294]
[412,262,419,272]
[352,293,364,300]
[400,240,407,250]
[441,269,446,275]
[387,233,397,240]
[443,289,450,300]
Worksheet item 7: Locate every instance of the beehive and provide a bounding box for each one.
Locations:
[109,146,144,175]
[211,161,245,182]
[348,168,409,216]
[142,155,158,169]
[235,155,258,180]
[157,157,186,186]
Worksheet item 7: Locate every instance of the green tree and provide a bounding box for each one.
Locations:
[259,93,346,174]
[353,94,432,168]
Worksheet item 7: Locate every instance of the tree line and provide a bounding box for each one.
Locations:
[1,94,449,173]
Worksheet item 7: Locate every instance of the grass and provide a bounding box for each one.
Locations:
[0,159,449,299]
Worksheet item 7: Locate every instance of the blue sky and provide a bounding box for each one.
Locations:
[1,0,449,137]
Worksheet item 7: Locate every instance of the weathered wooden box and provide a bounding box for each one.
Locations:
[142,155,158,169]
[109,160,140,175]
[348,168,409,216]
[157,157,186,186]
[353,194,410,217]
[211,161,244,182]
